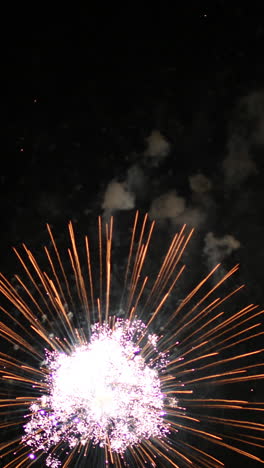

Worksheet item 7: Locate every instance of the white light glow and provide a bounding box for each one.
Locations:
[23,319,169,467]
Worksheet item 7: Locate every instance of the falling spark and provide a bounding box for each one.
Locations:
[0,212,263,467]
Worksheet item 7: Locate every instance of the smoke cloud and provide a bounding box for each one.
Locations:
[203,231,240,267]
[101,180,135,215]
[144,130,171,164]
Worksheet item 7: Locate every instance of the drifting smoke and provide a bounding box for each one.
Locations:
[222,135,257,186]
[101,180,135,215]
[189,173,212,194]
[144,130,171,164]
[203,231,241,269]
[240,90,264,145]
[99,90,264,271]
[126,164,147,196]
[149,190,186,221]
[222,91,264,187]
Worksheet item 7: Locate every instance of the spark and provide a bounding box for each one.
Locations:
[0,212,264,467]
[23,320,168,465]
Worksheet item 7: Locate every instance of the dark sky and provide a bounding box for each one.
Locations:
[2,4,264,295]
[1,4,264,468]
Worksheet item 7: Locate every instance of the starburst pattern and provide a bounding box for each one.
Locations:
[0,212,264,467]
[23,319,168,466]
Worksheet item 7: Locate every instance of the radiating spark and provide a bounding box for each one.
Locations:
[0,212,263,467]
[23,320,168,465]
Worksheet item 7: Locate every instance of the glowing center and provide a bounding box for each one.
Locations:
[53,336,149,421]
[24,320,168,460]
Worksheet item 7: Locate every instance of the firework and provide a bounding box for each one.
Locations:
[23,319,168,465]
[0,212,263,467]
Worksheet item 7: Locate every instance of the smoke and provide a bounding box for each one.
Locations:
[222,90,264,187]
[203,231,240,268]
[100,88,264,277]
[126,164,147,196]
[101,165,211,230]
[101,180,135,215]
[149,190,208,229]
[149,191,185,221]
[241,90,264,145]
[176,206,206,228]
[144,130,171,165]
[223,135,257,186]
[189,173,212,194]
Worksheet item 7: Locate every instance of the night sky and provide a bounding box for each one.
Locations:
[1,4,264,467]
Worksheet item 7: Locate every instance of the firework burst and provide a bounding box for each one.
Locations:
[0,212,264,467]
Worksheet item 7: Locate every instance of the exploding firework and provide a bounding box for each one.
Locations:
[0,212,263,467]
